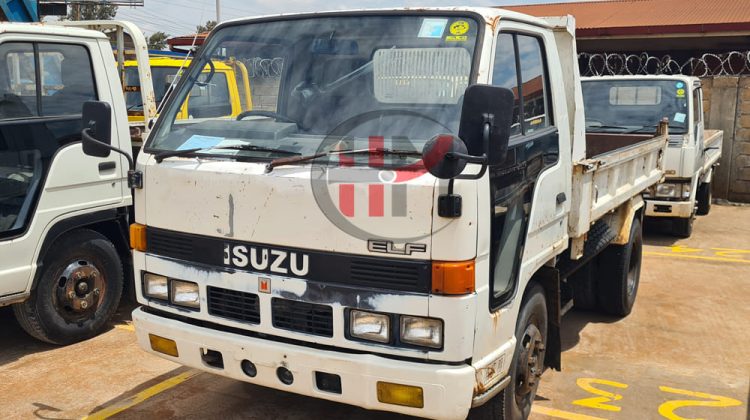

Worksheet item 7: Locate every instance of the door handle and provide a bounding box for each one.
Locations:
[556,192,567,205]
[98,161,116,172]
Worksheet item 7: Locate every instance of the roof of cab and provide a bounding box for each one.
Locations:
[0,22,107,39]
[216,7,552,31]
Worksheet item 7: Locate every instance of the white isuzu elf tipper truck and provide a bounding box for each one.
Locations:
[582,75,722,237]
[79,8,668,419]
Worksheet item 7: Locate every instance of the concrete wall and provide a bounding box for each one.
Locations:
[701,76,750,203]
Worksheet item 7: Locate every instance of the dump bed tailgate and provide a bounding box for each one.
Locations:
[569,132,668,239]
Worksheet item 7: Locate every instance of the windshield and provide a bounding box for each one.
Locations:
[147,14,480,161]
[582,79,689,134]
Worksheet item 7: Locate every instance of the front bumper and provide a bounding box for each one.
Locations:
[133,307,477,419]
[645,199,694,218]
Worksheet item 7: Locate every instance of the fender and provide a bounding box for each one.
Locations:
[611,196,644,246]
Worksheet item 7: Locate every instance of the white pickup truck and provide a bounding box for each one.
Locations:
[81,8,666,419]
[582,75,722,237]
[0,21,151,344]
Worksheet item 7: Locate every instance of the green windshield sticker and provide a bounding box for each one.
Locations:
[178,135,224,150]
[418,18,448,38]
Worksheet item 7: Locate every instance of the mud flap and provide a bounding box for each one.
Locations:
[536,266,561,371]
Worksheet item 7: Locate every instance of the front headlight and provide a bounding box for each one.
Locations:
[400,316,443,349]
[350,310,390,343]
[655,183,680,198]
[143,273,168,300]
[170,280,200,309]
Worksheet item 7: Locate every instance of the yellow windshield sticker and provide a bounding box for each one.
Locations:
[450,20,470,36]
[676,88,685,97]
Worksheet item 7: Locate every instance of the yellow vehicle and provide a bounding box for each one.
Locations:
[124,56,252,123]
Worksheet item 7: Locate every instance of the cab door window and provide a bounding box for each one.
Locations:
[488,32,557,307]
[0,42,97,238]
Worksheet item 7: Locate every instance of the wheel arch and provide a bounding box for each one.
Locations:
[526,267,561,372]
[32,208,130,292]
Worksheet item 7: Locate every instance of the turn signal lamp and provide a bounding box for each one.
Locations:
[130,223,147,251]
[376,381,424,408]
[431,260,475,295]
[149,334,178,357]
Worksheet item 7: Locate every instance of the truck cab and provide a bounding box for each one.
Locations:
[0,22,148,344]
[102,8,666,419]
[581,75,722,236]
[124,56,253,123]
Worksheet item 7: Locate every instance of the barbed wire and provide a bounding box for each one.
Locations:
[244,57,284,78]
[579,51,750,77]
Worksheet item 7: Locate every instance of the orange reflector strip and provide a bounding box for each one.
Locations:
[130,223,147,251]
[149,334,178,357]
[431,260,475,295]
[376,381,424,408]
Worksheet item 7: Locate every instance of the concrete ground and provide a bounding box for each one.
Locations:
[0,205,748,420]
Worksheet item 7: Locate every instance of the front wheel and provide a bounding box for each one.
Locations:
[696,182,712,216]
[12,229,123,345]
[672,217,694,238]
[468,284,547,420]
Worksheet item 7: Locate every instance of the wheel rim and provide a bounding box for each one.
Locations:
[515,322,546,407]
[53,259,106,323]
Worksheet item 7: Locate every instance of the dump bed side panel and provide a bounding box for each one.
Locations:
[703,129,723,173]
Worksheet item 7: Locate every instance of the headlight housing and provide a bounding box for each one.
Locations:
[143,273,168,300]
[400,316,443,349]
[170,279,200,309]
[655,183,679,198]
[350,310,390,343]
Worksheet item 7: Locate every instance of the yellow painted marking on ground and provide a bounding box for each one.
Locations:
[114,323,134,332]
[573,378,628,412]
[711,248,750,258]
[532,405,608,420]
[668,245,702,254]
[657,386,743,420]
[644,251,750,264]
[82,370,200,420]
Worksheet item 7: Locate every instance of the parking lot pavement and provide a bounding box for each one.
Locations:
[0,205,748,420]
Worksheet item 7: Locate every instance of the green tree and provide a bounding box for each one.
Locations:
[65,4,119,21]
[196,20,217,33]
[147,31,170,50]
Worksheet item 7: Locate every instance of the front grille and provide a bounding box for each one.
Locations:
[271,298,333,337]
[145,227,431,293]
[207,286,260,324]
[350,259,426,291]
[148,229,193,260]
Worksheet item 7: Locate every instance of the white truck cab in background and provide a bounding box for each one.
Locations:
[0,22,151,344]
[582,75,722,237]
[89,8,667,419]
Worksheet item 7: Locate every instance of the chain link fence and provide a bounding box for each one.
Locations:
[579,51,750,77]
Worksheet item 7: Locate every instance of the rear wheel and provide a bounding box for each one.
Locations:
[468,284,547,420]
[597,218,642,317]
[696,182,712,216]
[12,229,123,345]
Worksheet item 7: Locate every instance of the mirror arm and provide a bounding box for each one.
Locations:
[82,128,142,189]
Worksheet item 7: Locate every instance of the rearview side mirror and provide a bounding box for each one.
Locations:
[81,101,112,158]
[458,85,515,166]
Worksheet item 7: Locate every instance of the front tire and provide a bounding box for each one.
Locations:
[468,284,547,420]
[597,218,642,317]
[12,229,123,345]
[696,182,712,216]
[672,217,694,238]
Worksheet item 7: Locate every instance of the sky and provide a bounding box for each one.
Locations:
[114,0,577,37]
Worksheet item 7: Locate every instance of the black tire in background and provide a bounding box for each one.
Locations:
[468,284,547,420]
[696,182,712,216]
[12,229,123,345]
[597,218,642,317]
[672,217,694,238]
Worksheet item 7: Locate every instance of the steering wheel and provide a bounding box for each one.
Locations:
[236,110,299,125]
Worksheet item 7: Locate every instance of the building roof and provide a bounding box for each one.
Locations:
[503,0,750,37]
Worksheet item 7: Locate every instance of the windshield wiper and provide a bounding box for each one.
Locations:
[631,124,681,133]
[265,147,421,173]
[154,144,300,163]
[586,124,633,132]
